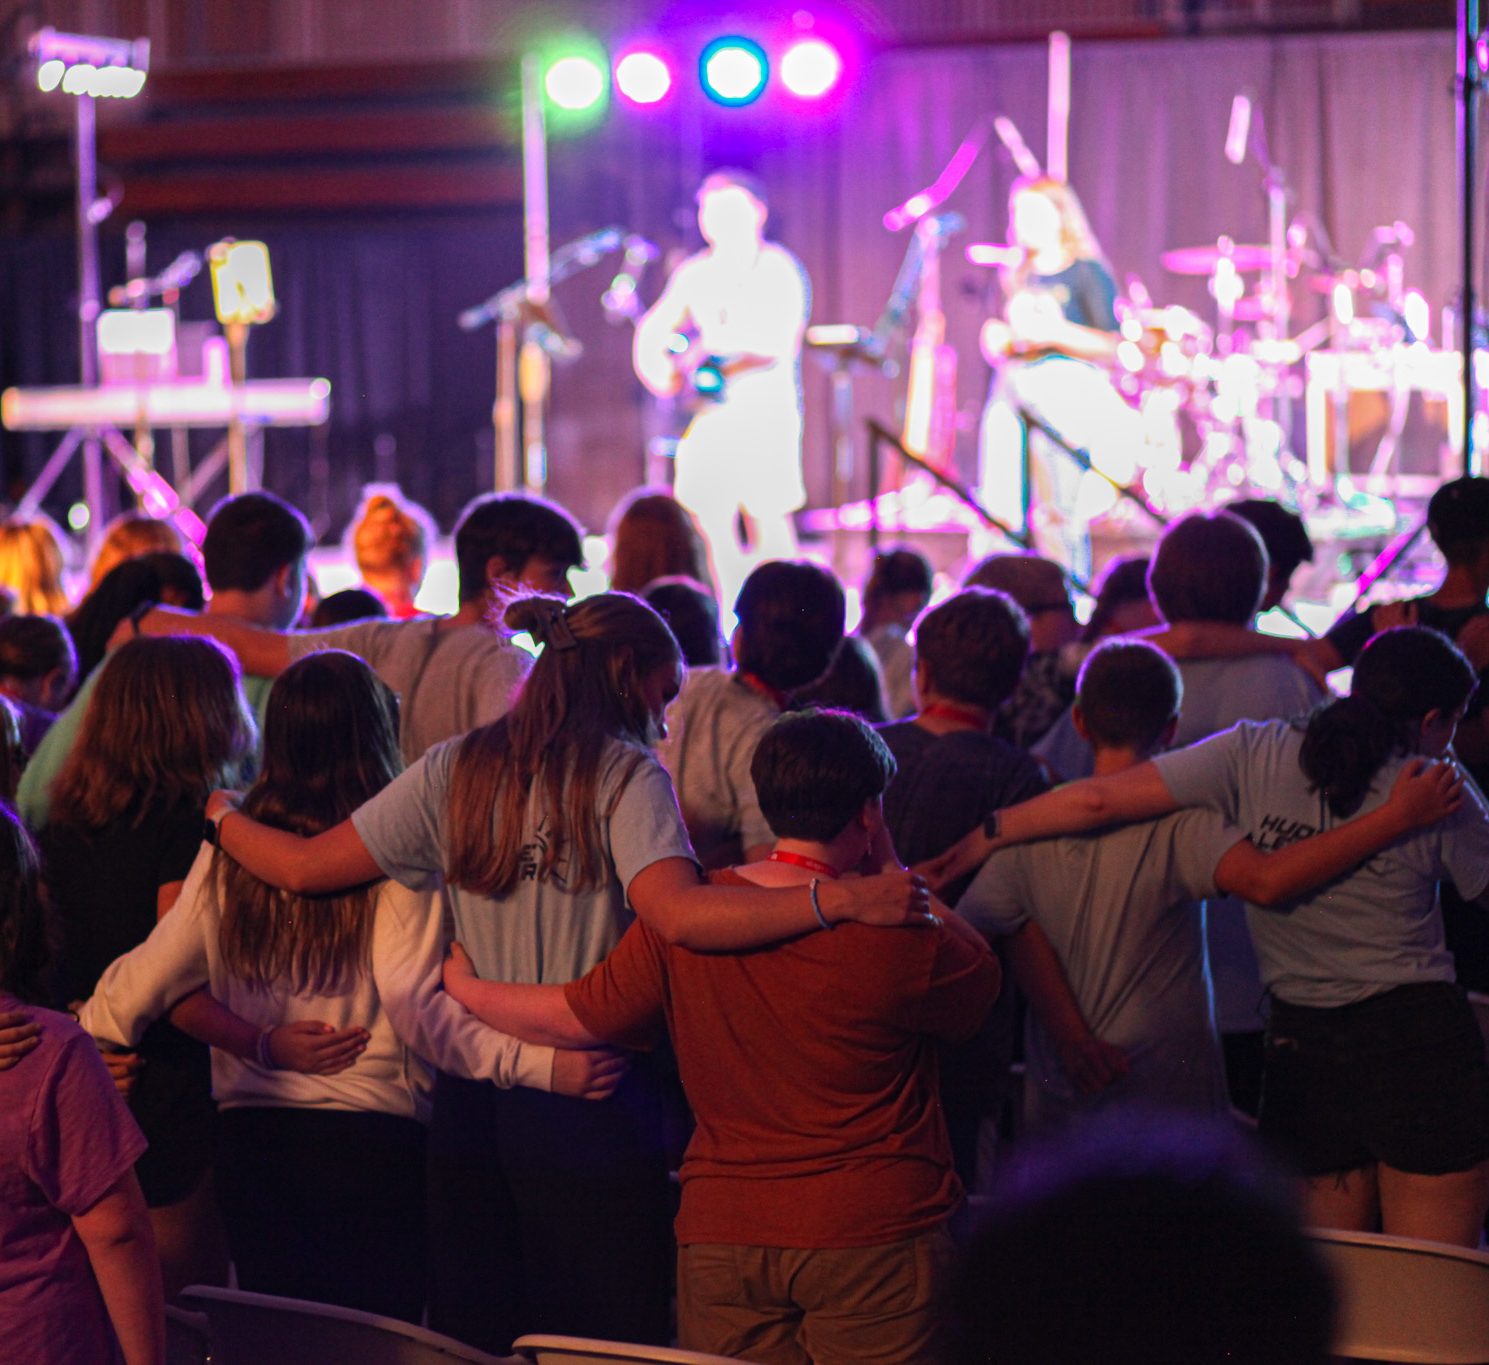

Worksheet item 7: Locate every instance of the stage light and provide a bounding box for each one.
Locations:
[545,54,606,112]
[615,50,672,106]
[700,37,768,107]
[29,27,149,99]
[780,38,841,99]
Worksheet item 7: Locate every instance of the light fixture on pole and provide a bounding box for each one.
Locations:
[26,26,149,550]
[208,240,277,494]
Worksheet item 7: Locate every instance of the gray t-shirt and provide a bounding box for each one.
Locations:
[961,809,1239,1129]
[1155,720,1489,1008]
[1033,652,1322,1032]
[1034,653,1322,782]
[290,619,532,764]
[655,668,777,865]
[352,737,696,984]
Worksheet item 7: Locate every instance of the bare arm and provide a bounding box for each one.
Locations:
[919,763,1180,892]
[210,801,383,895]
[1214,758,1463,907]
[132,606,293,678]
[71,1172,165,1365]
[1146,621,1342,685]
[442,942,601,1048]
[0,1009,41,1070]
[627,855,932,951]
[1004,921,1129,1094]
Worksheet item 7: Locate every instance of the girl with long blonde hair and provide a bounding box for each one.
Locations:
[203,590,929,1353]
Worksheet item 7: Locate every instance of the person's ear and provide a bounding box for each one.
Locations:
[1158,715,1179,750]
[485,554,515,593]
[1072,703,1091,743]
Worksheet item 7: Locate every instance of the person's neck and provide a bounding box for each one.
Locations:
[916,693,992,735]
[1091,746,1146,778]
[758,835,857,881]
[735,670,789,711]
[449,596,492,628]
[1031,244,1074,274]
[712,239,763,271]
[205,590,278,628]
[1429,563,1489,610]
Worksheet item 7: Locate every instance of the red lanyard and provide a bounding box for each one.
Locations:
[768,850,841,879]
[920,701,989,730]
[738,672,790,711]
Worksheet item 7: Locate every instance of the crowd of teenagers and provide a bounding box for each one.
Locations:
[0,473,1488,1365]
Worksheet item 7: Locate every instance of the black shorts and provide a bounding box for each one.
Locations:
[1260,982,1489,1179]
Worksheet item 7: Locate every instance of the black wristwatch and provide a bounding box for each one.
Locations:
[203,816,222,848]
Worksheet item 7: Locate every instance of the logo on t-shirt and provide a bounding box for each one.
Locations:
[518,829,551,882]
[1253,813,1318,852]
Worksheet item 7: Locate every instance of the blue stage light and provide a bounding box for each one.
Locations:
[699,36,768,107]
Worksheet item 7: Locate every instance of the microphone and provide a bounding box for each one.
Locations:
[106,251,203,306]
[563,226,625,270]
[602,235,659,323]
[1225,94,1252,167]
[925,211,966,238]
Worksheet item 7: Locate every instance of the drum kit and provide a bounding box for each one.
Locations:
[1107,220,1430,526]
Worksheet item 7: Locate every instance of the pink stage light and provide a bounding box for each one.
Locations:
[780,38,841,99]
[616,50,672,106]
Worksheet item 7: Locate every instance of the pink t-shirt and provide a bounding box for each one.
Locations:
[0,998,147,1365]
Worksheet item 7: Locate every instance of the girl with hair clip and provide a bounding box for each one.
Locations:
[931,626,1489,1247]
[43,637,368,1300]
[976,175,1142,578]
[0,802,167,1365]
[204,590,931,1354]
[79,651,618,1322]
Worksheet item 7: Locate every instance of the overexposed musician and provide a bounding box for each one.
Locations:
[978,176,1141,579]
[633,170,810,599]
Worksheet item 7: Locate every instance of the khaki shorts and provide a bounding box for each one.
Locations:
[676,1225,955,1365]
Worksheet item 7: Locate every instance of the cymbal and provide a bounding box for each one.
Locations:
[1161,243,1279,275]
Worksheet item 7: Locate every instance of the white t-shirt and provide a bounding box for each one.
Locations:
[1155,720,1489,1008]
[353,737,696,985]
[961,809,1240,1128]
[78,845,553,1122]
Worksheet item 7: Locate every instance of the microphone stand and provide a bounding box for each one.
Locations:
[1458,0,1483,471]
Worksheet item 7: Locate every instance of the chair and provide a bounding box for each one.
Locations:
[179,1285,517,1365]
[163,1304,211,1365]
[1305,1228,1489,1363]
[511,1336,744,1364]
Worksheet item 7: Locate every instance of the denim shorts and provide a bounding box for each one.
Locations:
[1260,982,1489,1178]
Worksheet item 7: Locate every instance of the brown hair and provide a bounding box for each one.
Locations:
[1007,175,1108,292]
[88,513,183,590]
[915,587,1030,709]
[218,651,399,992]
[1147,512,1267,626]
[0,517,69,616]
[608,490,713,595]
[445,593,681,897]
[50,636,255,831]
